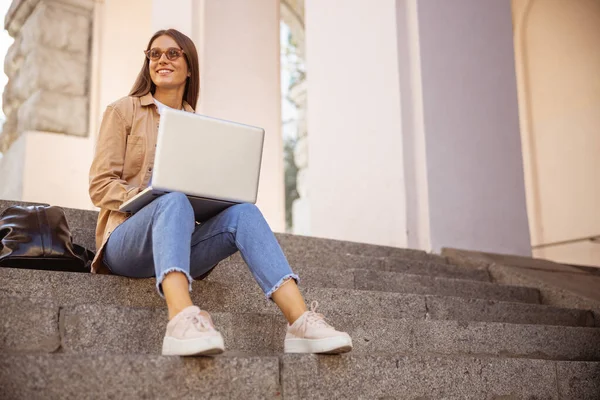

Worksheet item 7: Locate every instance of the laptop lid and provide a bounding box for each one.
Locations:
[152,109,265,204]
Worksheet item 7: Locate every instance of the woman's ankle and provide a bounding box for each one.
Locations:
[168,302,194,320]
[271,279,308,324]
[162,271,194,320]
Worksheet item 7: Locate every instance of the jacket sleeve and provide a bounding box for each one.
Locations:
[89,105,142,211]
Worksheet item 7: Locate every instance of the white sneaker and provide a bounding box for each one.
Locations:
[284,301,353,354]
[162,305,225,356]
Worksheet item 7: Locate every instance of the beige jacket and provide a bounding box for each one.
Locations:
[88,92,194,273]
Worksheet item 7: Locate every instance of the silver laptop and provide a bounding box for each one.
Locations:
[119,108,265,222]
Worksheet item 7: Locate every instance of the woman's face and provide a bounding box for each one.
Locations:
[148,35,189,92]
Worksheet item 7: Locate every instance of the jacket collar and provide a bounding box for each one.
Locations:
[140,92,154,106]
[139,92,195,113]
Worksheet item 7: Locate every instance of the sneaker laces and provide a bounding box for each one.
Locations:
[305,301,333,329]
[186,311,214,332]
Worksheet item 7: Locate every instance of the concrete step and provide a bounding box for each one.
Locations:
[0,260,539,306]
[69,225,475,283]
[281,354,600,399]
[274,232,448,263]
[300,263,512,300]
[226,251,491,282]
[2,200,489,285]
[4,297,600,361]
[71,227,96,255]
[0,200,448,264]
[4,267,574,331]
[206,260,491,293]
[3,279,595,354]
[423,295,596,327]
[378,256,489,281]
[61,226,463,283]
[0,353,281,400]
[1,353,598,399]
[12,227,490,283]
[349,268,539,303]
[58,308,600,361]
[3,274,593,332]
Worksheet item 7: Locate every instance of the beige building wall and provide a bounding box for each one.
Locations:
[305,0,408,247]
[0,130,92,209]
[513,0,600,266]
[92,0,153,131]
[21,131,92,208]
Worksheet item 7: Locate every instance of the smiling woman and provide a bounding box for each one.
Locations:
[130,29,199,110]
[88,28,352,358]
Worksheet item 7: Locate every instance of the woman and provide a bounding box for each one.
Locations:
[89,29,352,356]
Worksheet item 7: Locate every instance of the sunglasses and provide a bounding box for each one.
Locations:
[144,47,185,61]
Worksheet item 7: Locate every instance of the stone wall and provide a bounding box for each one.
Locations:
[2,0,95,153]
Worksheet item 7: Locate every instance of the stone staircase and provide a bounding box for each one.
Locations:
[1,200,599,399]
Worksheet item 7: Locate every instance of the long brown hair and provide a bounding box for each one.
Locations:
[129,29,200,109]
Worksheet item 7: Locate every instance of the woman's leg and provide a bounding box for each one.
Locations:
[270,278,307,324]
[103,192,197,319]
[189,203,352,354]
[104,192,224,356]
[188,203,306,323]
[162,272,193,319]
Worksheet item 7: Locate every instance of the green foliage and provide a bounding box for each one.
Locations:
[283,136,299,231]
[280,21,306,232]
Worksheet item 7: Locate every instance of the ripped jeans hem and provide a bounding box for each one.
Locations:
[265,273,300,300]
[156,267,193,298]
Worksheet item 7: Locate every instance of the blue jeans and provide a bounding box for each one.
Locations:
[103,192,299,299]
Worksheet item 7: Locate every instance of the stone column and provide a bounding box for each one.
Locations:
[408,0,531,255]
[305,0,408,247]
[194,0,285,231]
[2,0,95,153]
[305,0,531,255]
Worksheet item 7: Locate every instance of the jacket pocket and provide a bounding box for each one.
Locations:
[122,135,145,180]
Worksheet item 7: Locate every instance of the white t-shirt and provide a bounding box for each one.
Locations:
[154,98,185,114]
[153,98,172,115]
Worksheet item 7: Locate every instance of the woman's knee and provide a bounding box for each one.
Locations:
[154,192,195,221]
[157,192,193,211]
[229,203,262,219]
